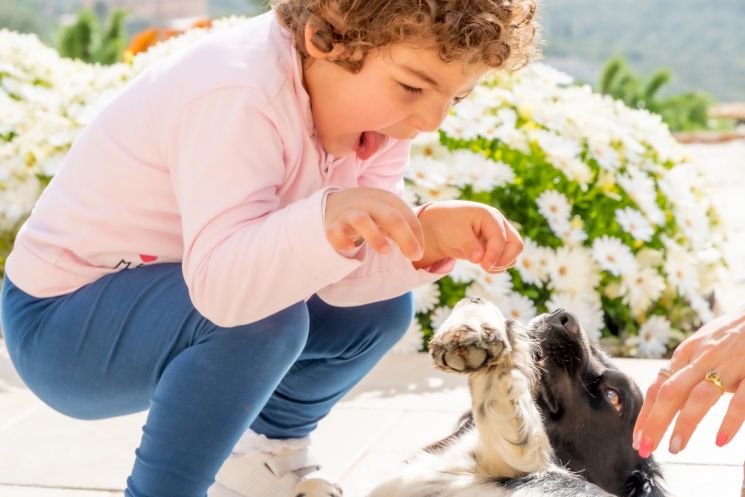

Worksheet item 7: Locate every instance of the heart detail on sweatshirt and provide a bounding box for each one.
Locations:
[139,254,158,263]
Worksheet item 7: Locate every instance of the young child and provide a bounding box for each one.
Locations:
[0,1,539,496]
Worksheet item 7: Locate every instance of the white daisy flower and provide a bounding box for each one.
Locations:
[409,183,461,203]
[411,132,450,161]
[687,291,714,324]
[631,316,670,358]
[533,129,582,163]
[620,266,665,316]
[393,319,424,354]
[546,291,605,342]
[674,205,710,250]
[406,155,452,190]
[592,236,637,276]
[441,108,482,141]
[413,282,440,313]
[515,238,551,285]
[430,306,453,331]
[635,248,664,269]
[449,260,482,283]
[450,150,515,192]
[557,218,588,246]
[589,140,622,172]
[663,239,700,296]
[617,169,665,226]
[503,292,537,321]
[466,271,512,303]
[547,246,600,296]
[616,207,654,242]
[536,190,572,226]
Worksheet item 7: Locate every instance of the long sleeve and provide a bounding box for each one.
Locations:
[316,140,454,307]
[167,88,364,327]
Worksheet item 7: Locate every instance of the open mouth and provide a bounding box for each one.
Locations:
[355,131,386,160]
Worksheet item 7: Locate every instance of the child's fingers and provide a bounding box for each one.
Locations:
[458,232,485,264]
[370,207,423,261]
[494,220,524,268]
[325,222,361,252]
[346,210,390,254]
[477,217,507,271]
[395,201,425,253]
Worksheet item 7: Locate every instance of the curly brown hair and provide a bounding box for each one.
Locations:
[272,0,541,74]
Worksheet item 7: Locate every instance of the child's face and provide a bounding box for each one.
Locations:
[302,38,488,159]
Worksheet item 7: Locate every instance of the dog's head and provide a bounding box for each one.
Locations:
[528,308,667,497]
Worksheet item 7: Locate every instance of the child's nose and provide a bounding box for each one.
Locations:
[413,102,451,133]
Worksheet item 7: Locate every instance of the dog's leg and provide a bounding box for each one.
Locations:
[429,297,553,479]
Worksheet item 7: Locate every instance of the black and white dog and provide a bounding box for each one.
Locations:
[367,297,667,497]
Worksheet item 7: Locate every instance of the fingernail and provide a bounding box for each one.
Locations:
[381,244,390,254]
[638,437,653,458]
[716,432,729,447]
[632,431,641,450]
[471,251,483,262]
[669,434,682,454]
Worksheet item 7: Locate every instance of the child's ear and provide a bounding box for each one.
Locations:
[303,22,345,60]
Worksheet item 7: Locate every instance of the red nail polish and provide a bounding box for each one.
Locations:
[638,437,653,458]
[716,432,729,447]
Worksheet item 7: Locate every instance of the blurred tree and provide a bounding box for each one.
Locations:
[57,7,129,65]
[598,55,716,132]
[0,0,43,36]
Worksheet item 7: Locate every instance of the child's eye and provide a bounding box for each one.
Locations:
[400,83,423,95]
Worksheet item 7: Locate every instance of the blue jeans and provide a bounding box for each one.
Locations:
[0,262,413,497]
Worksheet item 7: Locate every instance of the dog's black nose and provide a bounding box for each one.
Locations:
[547,309,580,334]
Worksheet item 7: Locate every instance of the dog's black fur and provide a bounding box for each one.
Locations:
[424,308,667,497]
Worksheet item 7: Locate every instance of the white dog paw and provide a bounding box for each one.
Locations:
[429,297,510,373]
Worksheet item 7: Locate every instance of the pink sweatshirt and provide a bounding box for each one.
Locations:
[5,11,453,327]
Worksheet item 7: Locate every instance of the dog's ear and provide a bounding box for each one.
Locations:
[622,457,668,497]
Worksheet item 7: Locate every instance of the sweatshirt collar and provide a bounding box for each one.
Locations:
[272,13,316,137]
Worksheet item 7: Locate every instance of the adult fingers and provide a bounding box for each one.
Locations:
[717,379,745,447]
[636,346,726,457]
[634,373,668,446]
[667,379,724,454]
[634,333,708,444]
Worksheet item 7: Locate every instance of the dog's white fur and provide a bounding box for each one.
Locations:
[366,297,556,497]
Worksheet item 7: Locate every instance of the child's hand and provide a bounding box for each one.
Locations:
[413,200,523,272]
[325,187,424,260]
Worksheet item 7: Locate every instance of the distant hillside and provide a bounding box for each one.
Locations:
[2,0,742,101]
[539,0,745,101]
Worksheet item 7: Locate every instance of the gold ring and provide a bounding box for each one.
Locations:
[704,370,725,395]
[658,366,673,379]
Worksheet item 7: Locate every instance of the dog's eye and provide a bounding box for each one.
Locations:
[605,388,622,413]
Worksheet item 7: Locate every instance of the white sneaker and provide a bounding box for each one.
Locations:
[208,432,342,497]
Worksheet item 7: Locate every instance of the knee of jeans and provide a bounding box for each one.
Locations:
[363,292,415,346]
[231,300,310,358]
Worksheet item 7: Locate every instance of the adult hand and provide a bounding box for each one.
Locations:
[324,187,424,260]
[633,304,745,458]
[411,200,523,272]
